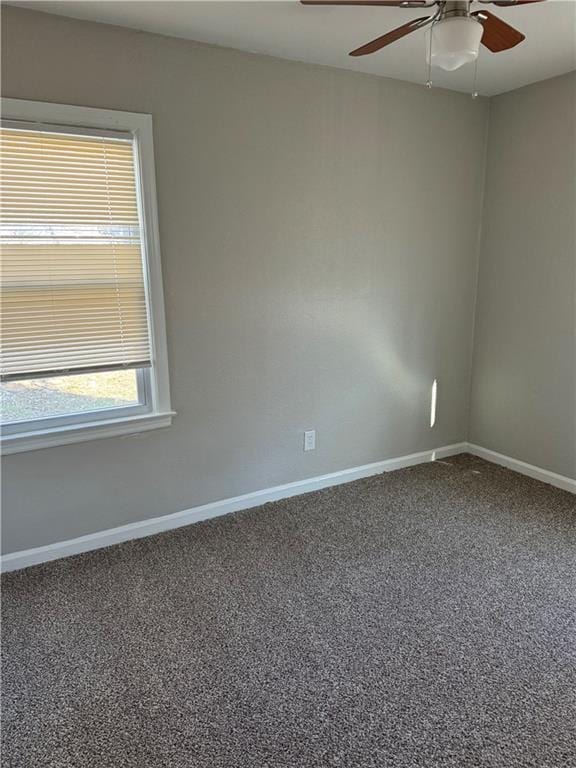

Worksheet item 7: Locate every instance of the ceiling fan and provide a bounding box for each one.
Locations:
[300,0,545,71]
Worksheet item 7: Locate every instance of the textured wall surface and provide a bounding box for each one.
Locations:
[470,72,576,479]
[1,7,489,553]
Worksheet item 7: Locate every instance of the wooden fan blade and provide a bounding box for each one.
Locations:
[472,10,525,52]
[349,16,430,56]
[488,1,545,6]
[301,1,430,6]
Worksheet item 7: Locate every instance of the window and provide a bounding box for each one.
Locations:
[0,99,173,454]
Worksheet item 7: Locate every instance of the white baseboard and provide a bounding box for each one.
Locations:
[467,443,576,495]
[0,442,466,573]
[5,441,572,574]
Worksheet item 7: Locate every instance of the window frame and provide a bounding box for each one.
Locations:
[1,98,174,455]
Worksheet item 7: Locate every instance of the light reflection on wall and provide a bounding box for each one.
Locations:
[430,378,438,428]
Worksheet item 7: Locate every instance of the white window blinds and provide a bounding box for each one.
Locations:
[0,124,152,381]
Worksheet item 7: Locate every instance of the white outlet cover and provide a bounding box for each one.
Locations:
[304,430,316,452]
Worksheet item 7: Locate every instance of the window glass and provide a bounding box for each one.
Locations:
[1,369,141,424]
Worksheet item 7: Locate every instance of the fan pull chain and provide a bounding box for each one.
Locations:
[426,25,433,89]
[471,55,479,99]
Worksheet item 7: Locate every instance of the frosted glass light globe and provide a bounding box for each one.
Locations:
[428,17,484,72]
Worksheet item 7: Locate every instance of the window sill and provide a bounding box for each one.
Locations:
[1,411,176,455]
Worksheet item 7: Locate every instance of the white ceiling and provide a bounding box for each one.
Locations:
[7,0,576,95]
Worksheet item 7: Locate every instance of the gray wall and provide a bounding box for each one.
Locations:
[1,7,489,553]
[469,72,576,479]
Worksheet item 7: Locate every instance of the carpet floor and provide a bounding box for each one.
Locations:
[2,454,576,768]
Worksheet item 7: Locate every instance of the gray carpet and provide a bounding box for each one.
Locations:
[2,454,576,768]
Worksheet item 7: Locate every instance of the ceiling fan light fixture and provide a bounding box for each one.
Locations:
[428,17,484,72]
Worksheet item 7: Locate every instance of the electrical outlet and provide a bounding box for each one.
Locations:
[304,430,316,452]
